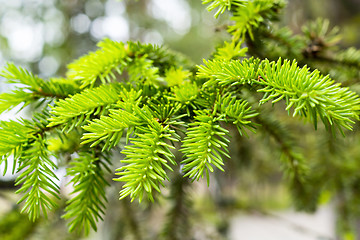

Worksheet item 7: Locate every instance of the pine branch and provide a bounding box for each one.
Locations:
[217,94,259,136]
[202,0,244,18]
[257,58,360,132]
[198,58,261,88]
[127,55,162,87]
[214,40,248,60]
[1,63,43,87]
[62,152,110,235]
[228,0,284,41]
[15,134,60,221]
[0,89,35,112]
[165,67,192,87]
[81,88,143,150]
[198,57,360,133]
[115,109,178,202]
[181,111,230,185]
[47,84,120,132]
[82,108,141,151]
[0,120,32,174]
[0,64,80,114]
[67,39,129,88]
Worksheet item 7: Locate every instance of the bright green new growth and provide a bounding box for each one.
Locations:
[116,125,177,201]
[47,84,120,132]
[67,39,128,88]
[198,58,360,133]
[0,120,30,159]
[257,59,360,132]
[181,113,230,184]
[0,0,360,237]
[16,135,60,221]
[0,63,80,114]
[202,0,244,18]
[63,152,110,235]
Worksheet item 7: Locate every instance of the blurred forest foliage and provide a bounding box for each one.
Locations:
[0,0,358,75]
[0,0,360,240]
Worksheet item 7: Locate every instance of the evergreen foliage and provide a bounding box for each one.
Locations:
[0,64,80,114]
[115,107,178,202]
[1,0,360,238]
[15,134,60,221]
[181,112,230,184]
[48,84,120,132]
[62,152,110,235]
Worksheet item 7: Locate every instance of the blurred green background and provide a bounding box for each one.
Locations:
[0,0,359,75]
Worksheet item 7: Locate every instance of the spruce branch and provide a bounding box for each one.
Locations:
[228,0,284,41]
[0,90,35,114]
[47,84,120,132]
[62,152,110,235]
[202,0,244,18]
[1,63,43,87]
[115,131,177,202]
[198,58,260,88]
[127,55,162,87]
[66,39,189,89]
[36,78,81,99]
[82,109,141,151]
[0,110,60,177]
[0,65,80,114]
[67,39,129,88]
[214,40,248,60]
[0,113,67,222]
[0,120,33,174]
[81,88,143,150]
[0,1,359,235]
[257,58,360,132]
[165,67,191,87]
[126,41,193,73]
[217,94,259,136]
[181,111,230,185]
[115,109,178,202]
[198,57,360,132]
[170,81,199,104]
[0,64,80,98]
[15,134,60,221]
